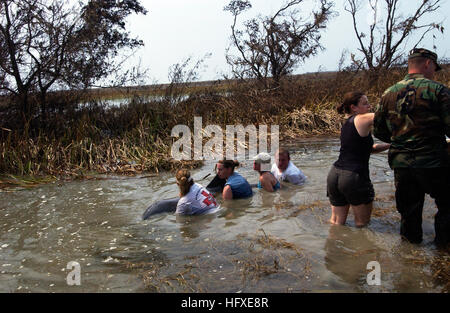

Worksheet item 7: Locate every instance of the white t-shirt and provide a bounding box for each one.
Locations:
[271,161,307,186]
[176,183,219,215]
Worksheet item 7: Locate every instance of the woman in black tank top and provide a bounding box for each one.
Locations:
[327,92,390,227]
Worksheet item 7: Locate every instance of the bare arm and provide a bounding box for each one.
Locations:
[260,175,274,192]
[372,143,390,154]
[222,185,233,200]
[354,113,374,137]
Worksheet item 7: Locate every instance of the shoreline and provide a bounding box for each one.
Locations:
[0,132,341,190]
[2,68,448,189]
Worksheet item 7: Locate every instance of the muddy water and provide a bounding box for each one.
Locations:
[0,138,448,293]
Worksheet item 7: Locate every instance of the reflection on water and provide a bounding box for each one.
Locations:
[0,138,448,292]
[175,214,216,239]
[324,225,382,290]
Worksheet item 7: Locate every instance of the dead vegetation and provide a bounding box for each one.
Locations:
[118,229,318,292]
[431,256,450,292]
[1,67,449,184]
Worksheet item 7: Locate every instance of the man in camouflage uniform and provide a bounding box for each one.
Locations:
[373,48,450,246]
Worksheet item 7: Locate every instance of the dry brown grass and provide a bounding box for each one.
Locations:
[431,257,450,292]
[371,206,397,218]
[1,67,449,183]
[288,201,325,217]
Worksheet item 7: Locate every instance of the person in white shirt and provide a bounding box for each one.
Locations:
[175,169,219,215]
[271,148,307,186]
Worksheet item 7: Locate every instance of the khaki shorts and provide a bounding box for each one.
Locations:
[326,165,374,206]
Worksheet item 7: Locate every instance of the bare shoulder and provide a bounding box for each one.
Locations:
[354,113,374,125]
[354,113,374,137]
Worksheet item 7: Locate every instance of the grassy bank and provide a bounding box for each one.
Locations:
[1,67,449,184]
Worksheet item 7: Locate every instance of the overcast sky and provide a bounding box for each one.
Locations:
[125,0,450,84]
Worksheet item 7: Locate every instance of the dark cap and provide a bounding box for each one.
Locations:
[408,48,442,71]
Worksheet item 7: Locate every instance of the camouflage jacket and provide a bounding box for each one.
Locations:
[373,73,450,168]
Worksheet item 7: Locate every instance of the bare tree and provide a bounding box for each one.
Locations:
[164,54,211,106]
[224,0,334,87]
[0,0,147,120]
[346,0,444,71]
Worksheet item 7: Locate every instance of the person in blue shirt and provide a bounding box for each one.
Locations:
[253,152,280,192]
[216,159,253,200]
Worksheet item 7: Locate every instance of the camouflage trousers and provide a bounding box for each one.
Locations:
[394,167,450,245]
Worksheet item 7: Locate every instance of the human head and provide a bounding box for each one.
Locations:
[253,152,271,172]
[176,168,194,196]
[275,148,290,172]
[408,48,441,80]
[336,91,370,115]
[216,159,239,179]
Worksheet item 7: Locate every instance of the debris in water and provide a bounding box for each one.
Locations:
[103,256,118,263]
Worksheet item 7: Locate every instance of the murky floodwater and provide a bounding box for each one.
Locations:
[1,138,448,293]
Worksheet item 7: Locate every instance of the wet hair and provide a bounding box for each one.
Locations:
[337,91,365,114]
[276,148,290,159]
[217,159,240,172]
[176,169,194,196]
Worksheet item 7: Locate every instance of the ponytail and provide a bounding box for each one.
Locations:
[176,169,194,196]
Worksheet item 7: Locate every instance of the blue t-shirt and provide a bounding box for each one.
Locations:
[225,172,253,199]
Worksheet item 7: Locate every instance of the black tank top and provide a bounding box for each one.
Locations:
[334,115,374,176]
